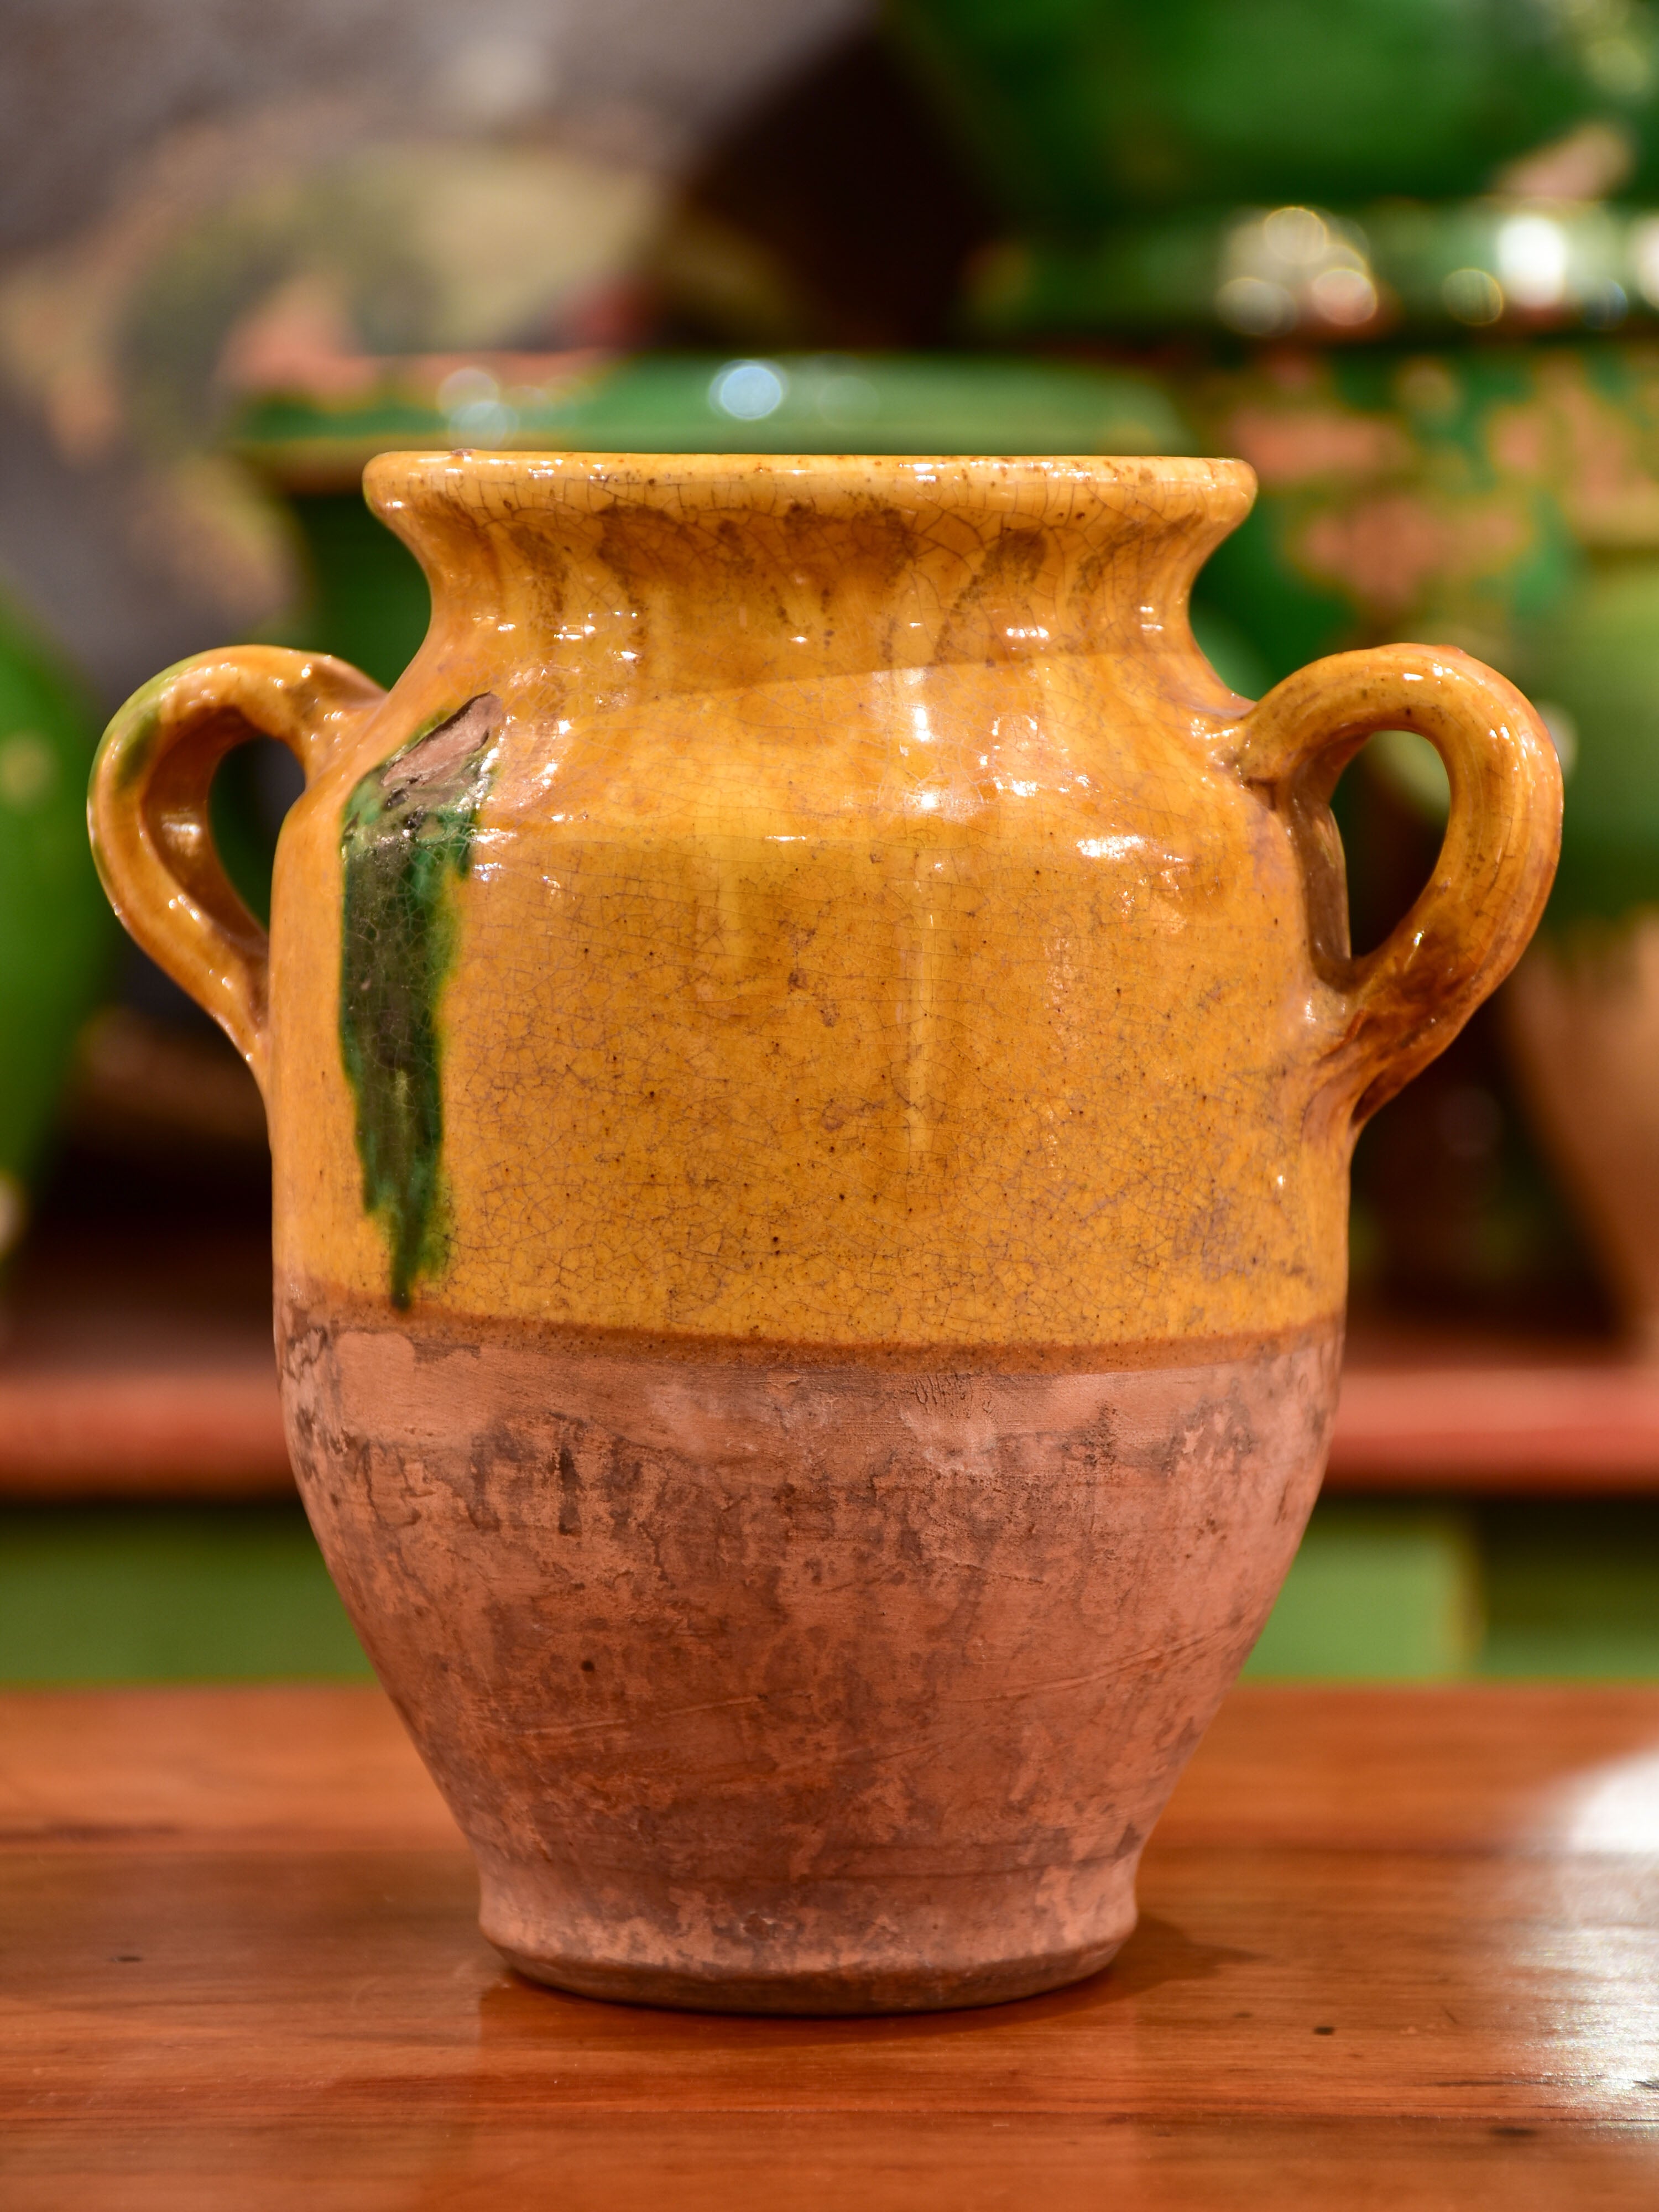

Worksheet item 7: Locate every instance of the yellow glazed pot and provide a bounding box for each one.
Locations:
[91,452,1560,2013]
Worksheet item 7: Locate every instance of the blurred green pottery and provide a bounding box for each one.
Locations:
[236,350,1194,690]
[1187,341,1659,916]
[0,596,113,1255]
[1500,534,1659,1344]
[1521,552,1659,923]
[886,0,1659,229]
[1181,335,1659,1338]
[1505,902,1659,1348]
[1185,345,1584,685]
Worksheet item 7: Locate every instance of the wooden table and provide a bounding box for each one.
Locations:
[4,1686,1659,2206]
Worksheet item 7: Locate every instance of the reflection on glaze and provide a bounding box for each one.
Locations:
[339,693,503,1306]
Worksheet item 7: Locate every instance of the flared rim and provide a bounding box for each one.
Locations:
[364,447,1255,523]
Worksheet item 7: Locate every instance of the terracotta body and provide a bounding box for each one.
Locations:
[91,452,1559,2011]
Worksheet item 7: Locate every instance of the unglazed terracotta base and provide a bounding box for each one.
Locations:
[281,1295,1339,2012]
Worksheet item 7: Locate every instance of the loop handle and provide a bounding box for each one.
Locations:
[1238,644,1562,1123]
[88,647,384,1093]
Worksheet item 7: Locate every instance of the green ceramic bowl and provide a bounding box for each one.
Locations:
[886,0,1659,229]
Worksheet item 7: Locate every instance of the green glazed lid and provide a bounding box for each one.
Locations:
[886,0,1659,231]
[233,351,1193,489]
[971,199,1659,341]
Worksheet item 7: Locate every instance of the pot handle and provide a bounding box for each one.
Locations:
[88,646,385,1094]
[1236,643,1562,1124]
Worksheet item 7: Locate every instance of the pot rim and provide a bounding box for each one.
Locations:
[363,447,1256,525]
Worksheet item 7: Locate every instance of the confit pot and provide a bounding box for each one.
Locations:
[89,451,1561,2012]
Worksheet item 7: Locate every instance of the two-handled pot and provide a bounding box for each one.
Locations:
[91,452,1559,2011]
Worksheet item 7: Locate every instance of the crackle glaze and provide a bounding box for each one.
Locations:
[91,452,1560,2012]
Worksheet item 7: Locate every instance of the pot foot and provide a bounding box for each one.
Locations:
[476,1850,1141,2016]
[491,1930,1131,2015]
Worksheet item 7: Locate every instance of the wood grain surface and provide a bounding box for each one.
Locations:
[3,1685,1658,2206]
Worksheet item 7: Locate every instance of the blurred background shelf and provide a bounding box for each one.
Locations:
[0,1332,286,1498]
[8,1114,1654,1691]
[8,1200,1659,1501]
[0,1013,285,1500]
[1332,1319,1659,1491]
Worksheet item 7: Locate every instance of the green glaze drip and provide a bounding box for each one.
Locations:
[338,693,503,1307]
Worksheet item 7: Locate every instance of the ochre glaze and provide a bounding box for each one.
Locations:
[90,452,1562,2011]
